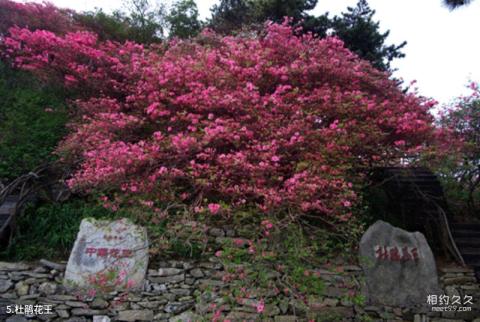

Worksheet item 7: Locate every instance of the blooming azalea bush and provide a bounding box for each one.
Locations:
[0,0,79,35]
[1,19,438,229]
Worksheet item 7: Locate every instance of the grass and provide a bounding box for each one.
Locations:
[0,199,119,261]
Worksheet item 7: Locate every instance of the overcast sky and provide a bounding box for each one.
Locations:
[18,0,480,105]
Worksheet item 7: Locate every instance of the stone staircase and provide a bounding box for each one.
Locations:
[451,223,480,277]
[373,167,480,280]
[0,195,18,246]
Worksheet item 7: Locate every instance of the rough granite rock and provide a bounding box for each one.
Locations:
[64,218,148,291]
[117,309,154,321]
[93,316,111,322]
[169,310,201,322]
[359,220,441,307]
[0,279,13,292]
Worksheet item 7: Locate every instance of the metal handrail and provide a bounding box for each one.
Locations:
[436,203,466,266]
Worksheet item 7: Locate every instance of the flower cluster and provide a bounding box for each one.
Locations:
[0,0,79,35]
[1,18,438,225]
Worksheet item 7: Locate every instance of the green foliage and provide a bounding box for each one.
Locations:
[75,0,203,42]
[123,0,166,43]
[166,0,201,39]
[329,0,406,71]
[74,0,166,44]
[74,10,133,43]
[0,63,67,181]
[437,90,480,218]
[209,0,317,34]
[444,0,474,9]
[0,199,119,261]
[254,0,317,22]
[209,0,256,34]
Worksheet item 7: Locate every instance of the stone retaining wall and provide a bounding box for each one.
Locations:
[0,259,479,322]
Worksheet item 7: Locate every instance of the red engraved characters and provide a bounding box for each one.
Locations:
[84,247,134,258]
[374,245,420,262]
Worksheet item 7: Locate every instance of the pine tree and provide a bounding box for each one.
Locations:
[329,0,406,71]
[444,0,474,9]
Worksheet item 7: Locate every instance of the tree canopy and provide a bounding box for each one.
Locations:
[444,0,474,9]
[209,0,406,71]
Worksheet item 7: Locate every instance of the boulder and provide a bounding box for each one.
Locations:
[359,220,441,307]
[64,218,148,291]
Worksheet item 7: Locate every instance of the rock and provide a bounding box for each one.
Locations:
[322,298,339,307]
[225,228,236,237]
[93,316,111,322]
[209,228,225,237]
[65,318,88,322]
[156,268,184,276]
[39,259,66,271]
[0,262,29,271]
[91,298,109,309]
[198,279,225,290]
[189,268,204,278]
[324,286,343,298]
[66,301,88,308]
[5,316,28,322]
[443,276,477,285]
[359,220,441,307]
[169,310,201,322]
[154,312,170,320]
[64,218,149,291]
[151,283,168,292]
[118,310,154,321]
[278,299,289,314]
[440,267,474,274]
[38,282,57,295]
[289,298,308,315]
[0,279,13,292]
[56,309,70,318]
[274,316,298,322]
[138,300,167,309]
[170,288,191,296]
[264,304,281,316]
[15,281,29,296]
[225,311,258,320]
[314,306,354,319]
[71,308,106,316]
[164,301,194,314]
[50,294,77,301]
[150,274,185,284]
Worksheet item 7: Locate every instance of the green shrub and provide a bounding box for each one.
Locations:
[0,199,119,261]
[0,63,67,181]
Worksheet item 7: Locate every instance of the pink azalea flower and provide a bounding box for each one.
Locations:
[256,300,265,313]
[208,203,221,214]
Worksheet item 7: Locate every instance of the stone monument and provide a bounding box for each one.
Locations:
[64,218,148,291]
[359,220,441,307]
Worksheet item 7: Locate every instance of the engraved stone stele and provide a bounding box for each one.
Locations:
[359,220,441,307]
[64,218,148,291]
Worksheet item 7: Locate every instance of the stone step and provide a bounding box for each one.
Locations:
[459,252,480,265]
[452,229,480,238]
[0,202,16,216]
[4,195,20,203]
[455,237,480,248]
[451,223,480,231]
[459,247,480,255]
